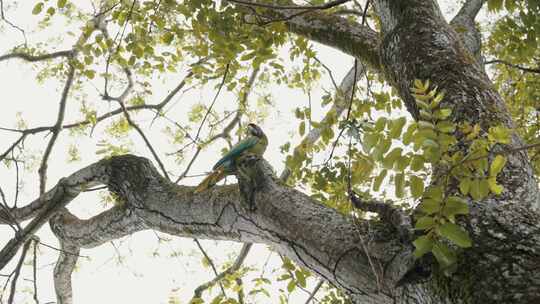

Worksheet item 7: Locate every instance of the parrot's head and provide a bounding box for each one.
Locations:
[247,123,264,138]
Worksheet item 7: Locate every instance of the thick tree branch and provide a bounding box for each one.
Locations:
[449,0,486,59]
[238,2,381,71]
[453,0,486,21]
[0,155,412,303]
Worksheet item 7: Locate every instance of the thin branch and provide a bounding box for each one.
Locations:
[173,66,259,183]
[32,240,39,304]
[0,0,27,45]
[193,240,226,297]
[38,64,75,195]
[192,243,252,300]
[118,100,171,180]
[304,279,324,304]
[325,59,359,163]
[485,59,540,74]
[7,240,32,304]
[0,50,73,63]
[193,63,231,142]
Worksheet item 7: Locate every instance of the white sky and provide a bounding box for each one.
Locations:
[0,1,494,303]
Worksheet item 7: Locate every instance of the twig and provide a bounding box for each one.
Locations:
[485,59,540,74]
[32,240,39,304]
[38,64,75,195]
[193,63,231,142]
[0,0,27,45]
[7,240,32,304]
[304,279,323,304]
[117,99,171,180]
[192,243,252,300]
[193,240,226,297]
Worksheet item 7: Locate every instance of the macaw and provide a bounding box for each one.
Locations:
[194,123,268,193]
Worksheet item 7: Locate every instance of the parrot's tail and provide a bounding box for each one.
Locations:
[194,168,226,193]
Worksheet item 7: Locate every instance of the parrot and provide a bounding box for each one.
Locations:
[194,123,268,193]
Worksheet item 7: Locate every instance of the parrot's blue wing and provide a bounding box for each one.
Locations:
[212,136,259,170]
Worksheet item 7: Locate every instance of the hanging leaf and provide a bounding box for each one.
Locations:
[439,222,472,248]
[410,175,425,198]
[413,235,434,258]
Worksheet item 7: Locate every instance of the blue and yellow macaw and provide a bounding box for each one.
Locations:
[194,123,268,193]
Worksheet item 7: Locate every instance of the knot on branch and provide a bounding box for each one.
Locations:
[349,191,413,243]
[105,155,159,204]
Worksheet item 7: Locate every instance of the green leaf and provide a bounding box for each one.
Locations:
[434,108,452,120]
[490,155,507,176]
[432,242,457,268]
[442,196,469,217]
[488,126,511,144]
[57,0,67,8]
[362,132,379,153]
[488,0,504,11]
[410,175,424,198]
[415,216,435,230]
[422,138,439,149]
[470,178,489,200]
[382,148,402,169]
[287,280,296,293]
[299,121,305,136]
[431,92,445,109]
[419,110,432,121]
[410,155,425,171]
[32,2,44,14]
[413,235,433,258]
[389,117,407,138]
[161,32,174,44]
[439,223,472,248]
[373,169,387,192]
[403,123,417,145]
[459,178,471,195]
[488,177,504,195]
[418,121,436,130]
[295,270,306,288]
[419,198,440,215]
[374,117,387,131]
[394,173,405,198]
[436,121,455,133]
[415,99,431,110]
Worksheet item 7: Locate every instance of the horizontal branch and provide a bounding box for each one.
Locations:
[237,1,381,70]
[0,50,73,63]
[485,59,540,74]
[0,155,413,303]
[228,0,350,10]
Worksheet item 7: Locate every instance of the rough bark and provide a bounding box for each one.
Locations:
[0,155,414,304]
[371,0,540,303]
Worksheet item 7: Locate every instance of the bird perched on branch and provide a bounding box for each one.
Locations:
[194,123,268,193]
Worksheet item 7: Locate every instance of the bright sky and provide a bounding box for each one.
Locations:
[0,1,491,303]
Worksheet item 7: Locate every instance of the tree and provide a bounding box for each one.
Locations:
[0,0,539,303]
